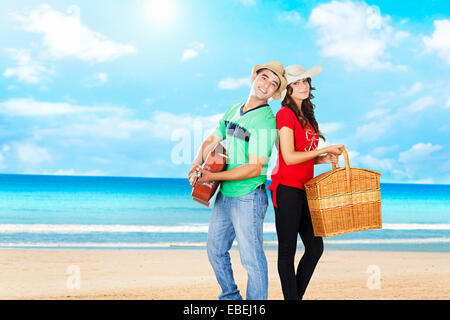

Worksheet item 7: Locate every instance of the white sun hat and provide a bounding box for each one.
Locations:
[280,65,322,101]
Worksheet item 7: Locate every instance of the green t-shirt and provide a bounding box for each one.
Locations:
[213,102,277,197]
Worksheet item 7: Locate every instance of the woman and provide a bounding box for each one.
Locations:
[268,65,344,300]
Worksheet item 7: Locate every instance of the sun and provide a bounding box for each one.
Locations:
[147,0,177,25]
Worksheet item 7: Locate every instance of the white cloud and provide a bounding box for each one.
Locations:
[1,100,221,144]
[0,154,5,170]
[93,72,108,83]
[3,49,53,84]
[407,96,435,112]
[11,5,136,63]
[341,145,450,183]
[40,117,152,139]
[181,49,199,61]
[407,178,435,184]
[45,169,104,176]
[393,30,410,43]
[403,82,423,97]
[423,19,450,65]
[151,111,222,140]
[395,143,445,181]
[319,122,343,134]
[158,111,222,164]
[398,143,443,163]
[144,98,154,104]
[0,145,11,169]
[357,91,439,142]
[364,108,390,120]
[355,118,393,142]
[357,154,395,172]
[16,142,51,165]
[181,42,205,62]
[34,109,221,141]
[277,10,302,24]
[0,98,127,117]
[218,77,251,90]
[85,72,108,87]
[372,145,398,156]
[308,1,405,69]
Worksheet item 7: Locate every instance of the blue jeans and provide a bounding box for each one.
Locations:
[207,186,268,300]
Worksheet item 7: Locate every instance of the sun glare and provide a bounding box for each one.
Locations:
[147,0,177,25]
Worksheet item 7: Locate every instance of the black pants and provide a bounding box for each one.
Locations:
[272,184,324,300]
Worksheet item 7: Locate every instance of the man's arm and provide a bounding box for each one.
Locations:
[197,153,266,182]
[188,133,224,185]
[192,133,224,168]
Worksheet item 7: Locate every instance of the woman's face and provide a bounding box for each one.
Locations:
[289,78,310,101]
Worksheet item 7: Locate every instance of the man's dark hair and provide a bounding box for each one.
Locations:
[256,68,280,90]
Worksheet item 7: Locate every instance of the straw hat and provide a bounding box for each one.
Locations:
[280,65,322,100]
[252,61,287,100]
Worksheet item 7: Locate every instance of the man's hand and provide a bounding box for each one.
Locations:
[197,169,216,183]
[188,133,224,186]
[188,165,202,186]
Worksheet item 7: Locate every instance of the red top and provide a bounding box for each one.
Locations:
[269,106,319,208]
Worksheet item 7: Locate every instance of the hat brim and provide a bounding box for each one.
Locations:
[286,66,322,83]
[252,65,287,100]
[281,66,323,100]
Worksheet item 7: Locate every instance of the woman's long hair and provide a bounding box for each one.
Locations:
[281,78,325,141]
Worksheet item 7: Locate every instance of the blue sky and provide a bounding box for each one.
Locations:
[0,0,449,184]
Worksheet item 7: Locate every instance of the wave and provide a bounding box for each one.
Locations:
[0,238,449,249]
[325,237,450,244]
[0,223,449,234]
[382,223,450,230]
[0,224,210,233]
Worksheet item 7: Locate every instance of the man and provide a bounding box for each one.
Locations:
[189,61,286,300]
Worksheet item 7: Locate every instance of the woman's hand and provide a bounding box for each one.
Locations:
[325,144,345,155]
[320,153,339,164]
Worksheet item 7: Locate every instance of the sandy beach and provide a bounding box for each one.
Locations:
[0,249,448,300]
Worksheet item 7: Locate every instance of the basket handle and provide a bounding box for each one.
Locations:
[332,147,351,193]
[332,147,350,170]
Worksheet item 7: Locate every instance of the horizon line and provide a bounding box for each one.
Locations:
[0,172,449,186]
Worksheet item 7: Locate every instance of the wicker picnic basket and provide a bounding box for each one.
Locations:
[304,148,382,237]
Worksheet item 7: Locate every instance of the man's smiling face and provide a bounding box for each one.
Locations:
[251,69,280,101]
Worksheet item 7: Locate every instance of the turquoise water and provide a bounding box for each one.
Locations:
[0,174,449,251]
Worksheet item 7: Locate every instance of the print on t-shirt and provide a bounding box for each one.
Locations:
[305,127,319,151]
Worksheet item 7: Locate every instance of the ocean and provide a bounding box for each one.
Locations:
[0,174,449,252]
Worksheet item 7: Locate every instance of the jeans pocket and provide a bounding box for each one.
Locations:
[237,190,255,203]
[255,190,268,220]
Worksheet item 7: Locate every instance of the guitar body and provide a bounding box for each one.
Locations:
[191,143,227,207]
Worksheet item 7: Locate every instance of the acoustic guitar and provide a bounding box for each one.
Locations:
[191,143,227,207]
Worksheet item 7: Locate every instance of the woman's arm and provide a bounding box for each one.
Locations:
[279,126,343,166]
